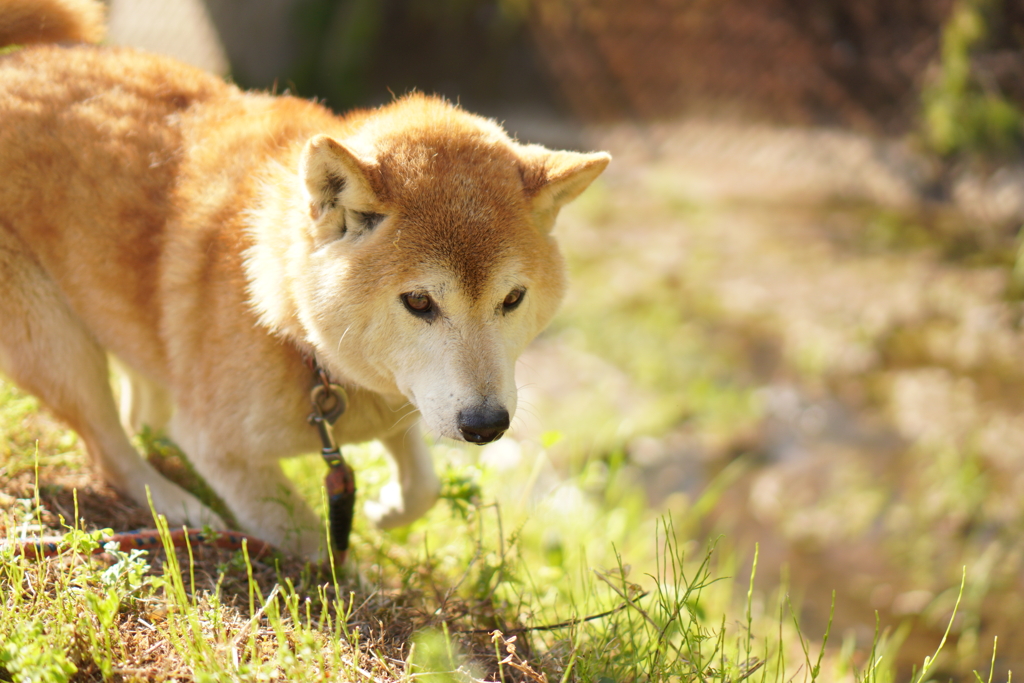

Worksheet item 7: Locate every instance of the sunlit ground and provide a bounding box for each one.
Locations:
[3,119,1024,681]
[515,119,1024,678]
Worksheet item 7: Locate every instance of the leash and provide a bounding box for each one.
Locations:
[5,360,357,565]
[305,361,357,566]
[9,528,274,560]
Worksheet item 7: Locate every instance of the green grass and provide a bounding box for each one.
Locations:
[2,179,1020,680]
[921,0,1024,159]
[0,373,1003,681]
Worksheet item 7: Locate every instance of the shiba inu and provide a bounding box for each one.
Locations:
[0,0,609,558]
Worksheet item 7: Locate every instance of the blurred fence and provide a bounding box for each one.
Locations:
[107,0,1024,138]
[529,0,953,130]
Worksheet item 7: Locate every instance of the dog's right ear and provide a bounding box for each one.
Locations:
[300,135,380,230]
[518,146,611,233]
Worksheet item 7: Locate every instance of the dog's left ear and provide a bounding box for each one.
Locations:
[520,147,611,232]
[300,135,382,235]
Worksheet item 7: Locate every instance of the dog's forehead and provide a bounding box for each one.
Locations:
[377,133,525,205]
[410,223,520,301]
[377,136,534,298]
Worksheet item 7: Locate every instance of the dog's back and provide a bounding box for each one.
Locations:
[0,20,233,380]
[0,0,104,46]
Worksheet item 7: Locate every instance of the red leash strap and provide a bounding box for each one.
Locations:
[10,528,274,560]
[324,459,356,564]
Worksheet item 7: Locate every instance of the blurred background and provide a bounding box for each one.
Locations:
[104,0,1024,676]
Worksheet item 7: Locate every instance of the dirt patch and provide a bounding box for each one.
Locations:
[514,117,1024,676]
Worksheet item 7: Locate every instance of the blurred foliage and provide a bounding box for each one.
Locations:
[286,0,540,112]
[196,0,1024,144]
[922,0,1024,158]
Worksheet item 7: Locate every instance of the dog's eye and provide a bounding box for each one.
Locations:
[401,292,435,319]
[403,292,431,311]
[502,288,525,313]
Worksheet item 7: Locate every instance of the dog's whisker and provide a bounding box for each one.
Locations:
[512,408,540,429]
[402,422,420,441]
[515,359,539,374]
[336,327,351,353]
[387,400,414,414]
[387,406,419,432]
[516,404,539,419]
[515,397,539,412]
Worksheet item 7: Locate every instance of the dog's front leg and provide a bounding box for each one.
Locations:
[176,440,327,559]
[365,423,440,529]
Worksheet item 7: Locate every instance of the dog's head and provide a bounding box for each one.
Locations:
[253,95,608,443]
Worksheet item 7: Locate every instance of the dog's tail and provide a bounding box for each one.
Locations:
[0,0,104,48]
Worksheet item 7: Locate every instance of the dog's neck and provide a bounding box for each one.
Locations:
[241,154,327,350]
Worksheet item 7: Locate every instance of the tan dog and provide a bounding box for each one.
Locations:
[0,0,608,558]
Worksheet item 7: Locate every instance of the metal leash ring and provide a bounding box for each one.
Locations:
[305,378,356,562]
[309,382,348,425]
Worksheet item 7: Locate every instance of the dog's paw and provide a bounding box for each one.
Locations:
[147,481,227,530]
[364,480,439,529]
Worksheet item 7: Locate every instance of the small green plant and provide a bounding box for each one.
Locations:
[921,0,1024,158]
[440,464,484,520]
[0,620,78,683]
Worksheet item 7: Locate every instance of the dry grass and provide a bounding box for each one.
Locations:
[0,371,899,683]
[5,123,1024,680]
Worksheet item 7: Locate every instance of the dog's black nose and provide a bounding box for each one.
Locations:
[458,407,510,445]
